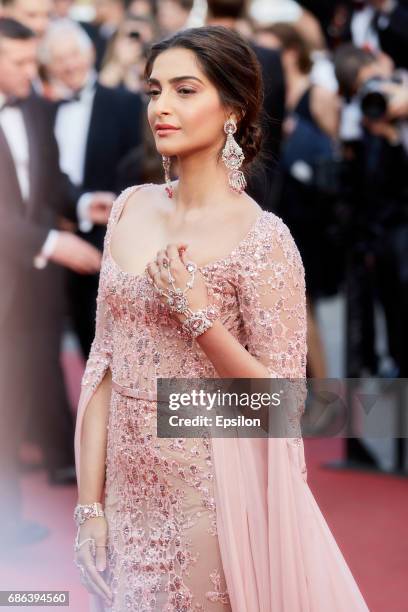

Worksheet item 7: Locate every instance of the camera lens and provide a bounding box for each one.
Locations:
[127,31,141,40]
[361,91,387,120]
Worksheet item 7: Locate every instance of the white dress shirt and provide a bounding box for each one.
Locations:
[54,72,97,233]
[54,74,96,187]
[0,98,30,201]
[0,92,60,269]
[351,6,380,52]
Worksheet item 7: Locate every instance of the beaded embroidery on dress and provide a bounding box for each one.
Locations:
[75,184,369,612]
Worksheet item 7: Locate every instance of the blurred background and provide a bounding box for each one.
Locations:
[0,0,407,610]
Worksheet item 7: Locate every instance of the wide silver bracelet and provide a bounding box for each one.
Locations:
[182,305,219,338]
[74,502,105,527]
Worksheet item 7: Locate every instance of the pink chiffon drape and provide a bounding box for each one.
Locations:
[74,184,369,611]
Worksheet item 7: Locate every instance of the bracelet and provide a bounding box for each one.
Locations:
[74,502,104,527]
[182,304,219,338]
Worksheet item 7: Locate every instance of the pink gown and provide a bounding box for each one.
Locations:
[74,184,370,611]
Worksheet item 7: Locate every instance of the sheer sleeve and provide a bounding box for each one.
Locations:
[80,266,113,394]
[236,215,308,447]
[74,202,116,485]
[237,214,307,379]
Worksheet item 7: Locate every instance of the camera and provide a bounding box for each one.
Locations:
[358,74,404,120]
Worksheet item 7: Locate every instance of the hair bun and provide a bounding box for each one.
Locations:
[239,122,263,165]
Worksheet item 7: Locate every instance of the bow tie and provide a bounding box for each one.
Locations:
[0,96,22,111]
[58,80,97,105]
[58,91,82,105]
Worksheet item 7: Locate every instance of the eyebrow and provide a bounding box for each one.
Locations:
[147,76,205,86]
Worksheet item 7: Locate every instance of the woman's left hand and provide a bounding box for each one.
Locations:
[145,243,209,322]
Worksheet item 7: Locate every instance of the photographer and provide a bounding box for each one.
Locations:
[99,13,154,93]
[369,0,408,69]
[334,44,408,376]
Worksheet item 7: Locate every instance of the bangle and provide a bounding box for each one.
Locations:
[182,304,219,338]
[74,502,104,527]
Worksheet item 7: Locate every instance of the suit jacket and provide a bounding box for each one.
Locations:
[374,2,408,69]
[311,0,408,67]
[0,94,77,328]
[53,82,143,251]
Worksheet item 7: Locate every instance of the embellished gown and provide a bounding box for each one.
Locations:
[74,184,370,611]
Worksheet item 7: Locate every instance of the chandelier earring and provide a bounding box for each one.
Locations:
[221,116,247,194]
[162,155,174,198]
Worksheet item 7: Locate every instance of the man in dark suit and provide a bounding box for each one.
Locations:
[206,0,285,211]
[41,18,143,357]
[1,0,52,39]
[0,17,110,548]
[80,0,126,71]
[300,0,408,68]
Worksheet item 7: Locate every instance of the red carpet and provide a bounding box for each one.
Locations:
[0,348,406,611]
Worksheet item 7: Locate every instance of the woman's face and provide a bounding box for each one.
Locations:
[147,47,231,160]
[115,22,143,65]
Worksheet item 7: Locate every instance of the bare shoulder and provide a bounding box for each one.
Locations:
[310,85,340,118]
[118,182,156,212]
[232,191,263,227]
[116,182,167,223]
[312,84,338,104]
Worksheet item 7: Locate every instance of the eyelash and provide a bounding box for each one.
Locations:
[147,88,195,98]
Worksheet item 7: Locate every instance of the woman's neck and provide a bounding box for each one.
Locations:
[171,151,235,218]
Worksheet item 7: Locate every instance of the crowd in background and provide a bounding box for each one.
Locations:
[0,0,407,547]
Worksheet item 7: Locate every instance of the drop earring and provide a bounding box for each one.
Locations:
[222,116,246,194]
[162,155,174,198]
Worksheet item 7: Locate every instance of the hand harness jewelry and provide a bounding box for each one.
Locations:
[150,259,219,338]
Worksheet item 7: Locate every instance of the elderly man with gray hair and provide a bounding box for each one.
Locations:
[40,18,144,358]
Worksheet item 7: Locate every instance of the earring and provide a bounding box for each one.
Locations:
[222,117,247,194]
[162,155,174,198]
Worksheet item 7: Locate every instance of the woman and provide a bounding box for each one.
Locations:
[73,26,369,611]
[99,14,155,93]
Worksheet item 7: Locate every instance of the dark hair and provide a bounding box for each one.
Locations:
[171,0,194,10]
[263,23,312,74]
[0,17,35,41]
[144,25,263,168]
[333,43,376,97]
[207,0,247,19]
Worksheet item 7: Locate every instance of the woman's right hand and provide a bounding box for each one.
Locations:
[74,517,113,606]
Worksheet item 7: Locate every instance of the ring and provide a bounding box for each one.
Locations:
[185,261,197,273]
